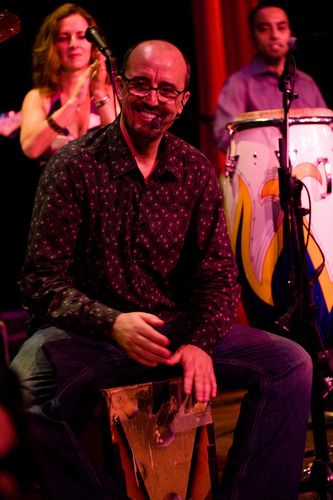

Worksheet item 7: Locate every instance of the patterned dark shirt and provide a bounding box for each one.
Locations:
[20,118,240,354]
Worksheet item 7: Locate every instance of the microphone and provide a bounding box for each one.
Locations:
[287,33,332,51]
[151,115,180,129]
[85,26,111,58]
[288,36,298,51]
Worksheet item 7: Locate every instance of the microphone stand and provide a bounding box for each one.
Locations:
[85,26,120,112]
[277,51,333,498]
[104,54,117,95]
[104,54,120,113]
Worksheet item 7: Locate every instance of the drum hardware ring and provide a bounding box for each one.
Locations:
[317,157,332,196]
[225,155,239,179]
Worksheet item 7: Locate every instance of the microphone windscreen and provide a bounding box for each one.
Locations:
[288,36,298,50]
[151,117,162,129]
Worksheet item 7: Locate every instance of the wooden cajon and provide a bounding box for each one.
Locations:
[89,377,219,499]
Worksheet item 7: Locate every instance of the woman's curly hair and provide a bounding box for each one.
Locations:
[32,3,107,94]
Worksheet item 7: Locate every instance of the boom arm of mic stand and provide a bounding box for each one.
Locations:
[277,103,296,309]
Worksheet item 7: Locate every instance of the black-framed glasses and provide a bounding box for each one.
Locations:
[121,74,185,102]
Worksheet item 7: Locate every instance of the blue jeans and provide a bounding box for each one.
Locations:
[10,323,312,500]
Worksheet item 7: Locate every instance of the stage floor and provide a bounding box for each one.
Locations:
[212,389,333,499]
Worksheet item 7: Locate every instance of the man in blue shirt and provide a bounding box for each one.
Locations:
[213,3,327,152]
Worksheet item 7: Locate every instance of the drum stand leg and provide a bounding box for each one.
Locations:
[276,65,333,498]
[277,173,333,498]
[300,359,333,499]
[276,67,333,495]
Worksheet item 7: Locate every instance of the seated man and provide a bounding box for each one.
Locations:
[10,39,312,500]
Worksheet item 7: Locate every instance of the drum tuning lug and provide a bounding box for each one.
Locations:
[317,157,331,197]
[225,155,239,179]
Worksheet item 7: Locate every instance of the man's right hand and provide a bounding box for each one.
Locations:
[111,312,172,367]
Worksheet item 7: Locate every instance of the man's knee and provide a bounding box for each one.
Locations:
[281,341,313,399]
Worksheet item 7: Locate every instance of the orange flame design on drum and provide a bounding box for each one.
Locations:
[224,175,283,305]
[224,163,333,312]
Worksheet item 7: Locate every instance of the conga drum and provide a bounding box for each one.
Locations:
[221,108,333,345]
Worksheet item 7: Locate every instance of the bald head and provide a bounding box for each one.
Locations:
[121,40,191,90]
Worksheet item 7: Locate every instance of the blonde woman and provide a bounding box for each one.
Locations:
[20,3,119,165]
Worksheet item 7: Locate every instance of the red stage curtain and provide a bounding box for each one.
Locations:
[192,0,258,324]
[192,0,258,175]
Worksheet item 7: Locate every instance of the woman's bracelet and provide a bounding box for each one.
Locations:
[95,95,110,108]
[47,115,70,136]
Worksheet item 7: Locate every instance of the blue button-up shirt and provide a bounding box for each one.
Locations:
[213,56,327,151]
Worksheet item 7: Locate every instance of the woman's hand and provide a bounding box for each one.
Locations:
[90,52,109,99]
[69,65,94,106]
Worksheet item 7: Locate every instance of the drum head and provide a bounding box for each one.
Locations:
[227,108,333,134]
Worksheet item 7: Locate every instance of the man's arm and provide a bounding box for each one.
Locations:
[185,167,240,353]
[166,162,241,401]
[19,156,122,338]
[20,154,175,364]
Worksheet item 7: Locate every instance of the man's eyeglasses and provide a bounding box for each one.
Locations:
[121,75,185,102]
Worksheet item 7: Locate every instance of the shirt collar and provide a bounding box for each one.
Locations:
[247,55,280,77]
[104,117,179,181]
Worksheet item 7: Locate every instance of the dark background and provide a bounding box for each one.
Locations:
[0,0,332,309]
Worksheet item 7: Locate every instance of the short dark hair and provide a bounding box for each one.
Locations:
[248,2,289,34]
[121,40,191,90]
